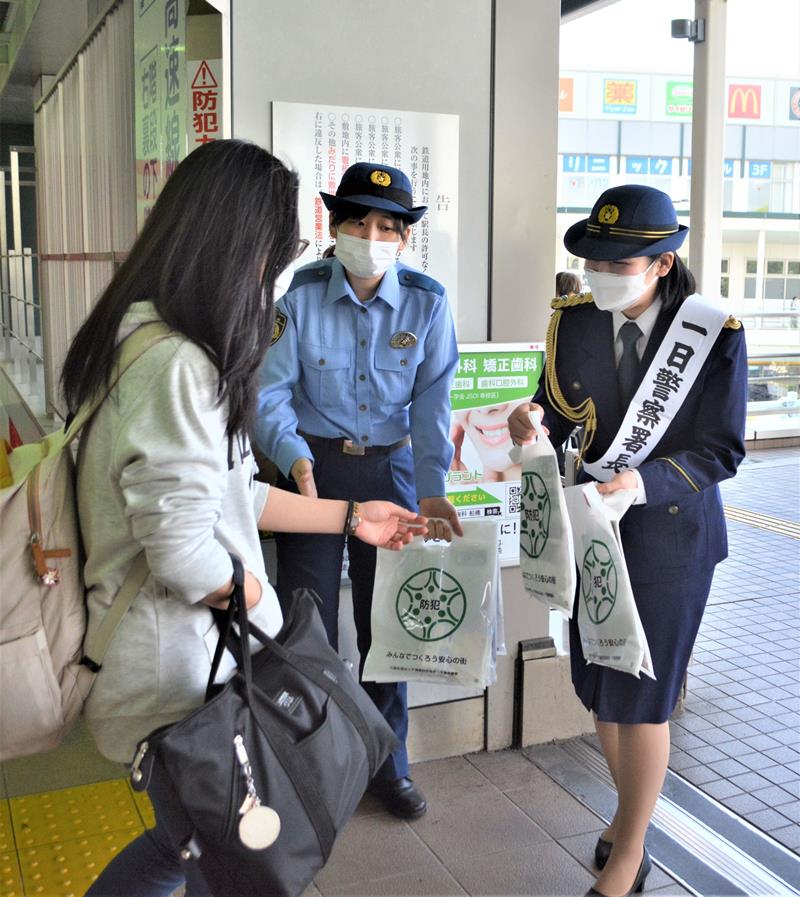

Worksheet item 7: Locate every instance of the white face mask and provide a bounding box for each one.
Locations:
[334,231,399,278]
[267,261,296,308]
[585,259,658,313]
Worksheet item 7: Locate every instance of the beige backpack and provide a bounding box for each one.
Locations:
[0,323,171,760]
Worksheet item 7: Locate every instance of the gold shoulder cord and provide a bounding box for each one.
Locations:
[544,304,597,462]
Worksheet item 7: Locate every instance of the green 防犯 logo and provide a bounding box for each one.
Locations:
[581,540,617,624]
[520,472,551,558]
[396,568,466,642]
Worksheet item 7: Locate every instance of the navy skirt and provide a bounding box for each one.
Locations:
[569,567,715,724]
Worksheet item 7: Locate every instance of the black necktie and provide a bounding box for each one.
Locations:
[617,321,642,407]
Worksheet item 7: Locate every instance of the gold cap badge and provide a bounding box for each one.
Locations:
[597,204,620,224]
[370,170,392,187]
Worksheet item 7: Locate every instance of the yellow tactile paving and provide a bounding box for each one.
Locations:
[0,852,23,897]
[126,782,156,829]
[10,781,140,849]
[0,802,14,854]
[18,829,142,897]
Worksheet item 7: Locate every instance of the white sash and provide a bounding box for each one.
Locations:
[583,294,727,482]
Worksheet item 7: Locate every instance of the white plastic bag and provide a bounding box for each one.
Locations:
[510,413,576,615]
[363,519,501,688]
[563,483,655,679]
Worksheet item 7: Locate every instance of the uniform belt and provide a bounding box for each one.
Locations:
[299,432,411,456]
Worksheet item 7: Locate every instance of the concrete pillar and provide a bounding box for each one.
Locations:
[688,0,727,298]
[486,0,561,750]
[491,0,560,343]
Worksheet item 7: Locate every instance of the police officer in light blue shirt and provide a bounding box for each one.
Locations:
[254,162,463,820]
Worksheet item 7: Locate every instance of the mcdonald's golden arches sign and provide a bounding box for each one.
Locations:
[728,84,761,120]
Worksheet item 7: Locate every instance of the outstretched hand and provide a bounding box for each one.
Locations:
[355,501,428,550]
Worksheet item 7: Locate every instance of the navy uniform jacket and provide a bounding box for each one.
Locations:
[254,257,459,499]
[534,298,748,584]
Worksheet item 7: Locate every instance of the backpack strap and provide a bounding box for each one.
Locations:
[64,321,175,446]
[69,321,175,670]
[81,553,150,672]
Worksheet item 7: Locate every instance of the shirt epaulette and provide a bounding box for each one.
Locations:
[397,267,445,296]
[723,315,742,330]
[551,291,594,310]
[289,261,333,290]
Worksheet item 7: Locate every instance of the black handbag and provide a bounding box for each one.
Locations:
[129,557,398,897]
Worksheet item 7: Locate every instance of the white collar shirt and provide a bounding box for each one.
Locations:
[612,297,663,366]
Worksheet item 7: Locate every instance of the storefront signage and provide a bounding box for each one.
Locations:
[728,84,762,120]
[666,81,693,118]
[603,79,637,115]
[559,78,574,113]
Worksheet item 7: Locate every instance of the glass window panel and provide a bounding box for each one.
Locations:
[787,262,800,276]
[619,121,681,156]
[721,259,729,273]
[744,276,757,298]
[746,259,758,274]
[766,260,785,275]
[764,279,785,300]
[724,124,743,157]
[558,118,618,155]
[786,278,800,299]
[720,276,729,298]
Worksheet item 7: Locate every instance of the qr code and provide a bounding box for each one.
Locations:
[508,485,521,515]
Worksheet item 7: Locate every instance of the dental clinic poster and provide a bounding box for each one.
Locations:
[447,343,545,565]
[271,101,460,316]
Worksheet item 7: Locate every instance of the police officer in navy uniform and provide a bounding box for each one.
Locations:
[254,162,463,819]
[509,185,747,897]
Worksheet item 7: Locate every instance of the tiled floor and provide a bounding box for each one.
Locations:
[0,447,796,895]
[303,750,692,897]
[667,448,800,852]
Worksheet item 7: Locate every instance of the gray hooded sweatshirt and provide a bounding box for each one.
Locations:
[78,301,283,762]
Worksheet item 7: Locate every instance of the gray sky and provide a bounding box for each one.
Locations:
[561,0,800,79]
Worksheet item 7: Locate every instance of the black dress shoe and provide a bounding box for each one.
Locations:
[367,776,427,819]
[585,847,652,896]
[594,835,613,869]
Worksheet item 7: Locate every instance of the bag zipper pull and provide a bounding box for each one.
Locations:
[130,741,149,783]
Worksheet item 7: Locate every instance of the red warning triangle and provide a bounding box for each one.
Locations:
[191,60,218,90]
[8,417,23,448]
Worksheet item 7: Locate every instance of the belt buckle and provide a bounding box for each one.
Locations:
[342,439,366,456]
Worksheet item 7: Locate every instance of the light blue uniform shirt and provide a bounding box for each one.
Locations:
[254,257,459,499]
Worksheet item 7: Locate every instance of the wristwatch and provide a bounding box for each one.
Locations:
[347,501,362,536]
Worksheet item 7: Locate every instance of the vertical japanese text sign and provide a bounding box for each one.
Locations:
[135,0,188,230]
[188,59,221,146]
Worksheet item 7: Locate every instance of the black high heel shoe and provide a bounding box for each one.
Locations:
[594,835,613,869]
[585,847,652,896]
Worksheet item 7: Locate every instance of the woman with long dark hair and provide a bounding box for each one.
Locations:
[65,140,425,897]
[509,185,747,897]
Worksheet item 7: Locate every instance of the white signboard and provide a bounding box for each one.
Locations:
[272,101,460,313]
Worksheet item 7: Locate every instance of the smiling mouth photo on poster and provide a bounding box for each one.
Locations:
[449,400,528,484]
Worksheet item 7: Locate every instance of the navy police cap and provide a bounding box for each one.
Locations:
[320,162,427,224]
[564,184,688,261]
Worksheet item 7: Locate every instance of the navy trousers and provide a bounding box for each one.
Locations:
[274,442,417,782]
